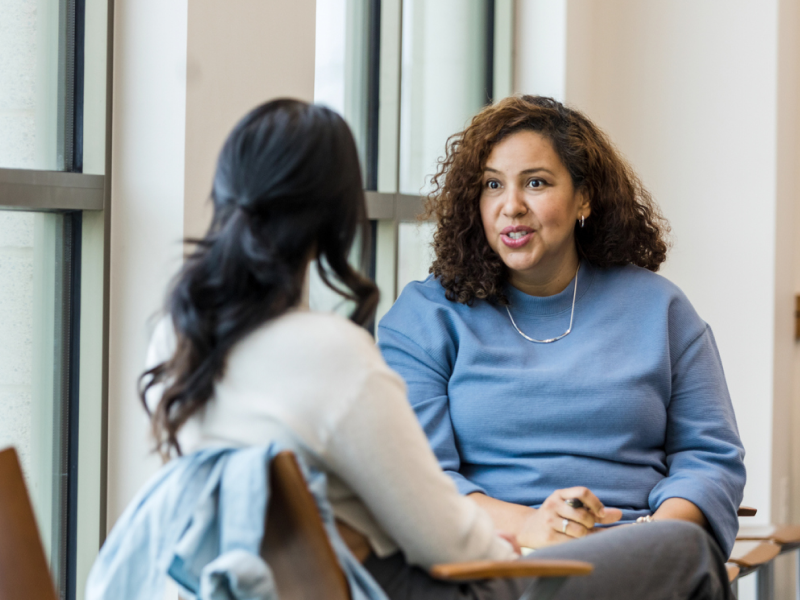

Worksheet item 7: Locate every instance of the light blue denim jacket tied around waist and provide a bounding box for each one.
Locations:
[85,445,388,600]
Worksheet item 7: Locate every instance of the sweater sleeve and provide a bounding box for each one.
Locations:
[377,324,486,497]
[324,363,516,568]
[647,325,745,556]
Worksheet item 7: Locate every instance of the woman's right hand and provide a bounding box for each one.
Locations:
[519,487,622,549]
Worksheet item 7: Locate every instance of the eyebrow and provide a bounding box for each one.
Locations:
[484,167,556,176]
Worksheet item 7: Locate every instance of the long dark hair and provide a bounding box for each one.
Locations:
[140,99,378,456]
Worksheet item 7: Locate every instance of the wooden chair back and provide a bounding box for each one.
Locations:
[261,451,350,600]
[0,447,57,600]
[737,506,757,517]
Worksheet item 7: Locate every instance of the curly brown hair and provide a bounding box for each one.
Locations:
[425,95,669,305]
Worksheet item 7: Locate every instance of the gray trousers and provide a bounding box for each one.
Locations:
[363,520,733,600]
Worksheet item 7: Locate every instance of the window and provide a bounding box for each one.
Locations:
[0,210,80,590]
[1,0,84,171]
[0,0,110,598]
[313,0,513,328]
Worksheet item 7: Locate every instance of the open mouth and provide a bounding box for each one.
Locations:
[500,226,534,248]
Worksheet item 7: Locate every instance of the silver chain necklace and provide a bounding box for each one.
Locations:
[505,265,580,344]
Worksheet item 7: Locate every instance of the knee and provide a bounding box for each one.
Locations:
[650,520,720,560]
[650,519,705,542]
[654,519,706,539]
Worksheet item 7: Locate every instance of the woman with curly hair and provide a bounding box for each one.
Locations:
[378,96,745,558]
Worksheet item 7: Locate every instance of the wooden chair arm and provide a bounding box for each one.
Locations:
[737,506,757,517]
[728,541,780,568]
[430,559,593,581]
[737,524,800,545]
[725,563,740,583]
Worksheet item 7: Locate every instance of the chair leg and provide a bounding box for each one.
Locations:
[756,561,775,600]
[796,550,800,600]
[731,577,738,599]
[519,577,567,600]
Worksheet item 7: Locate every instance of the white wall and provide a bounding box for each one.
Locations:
[107,0,188,526]
[514,0,566,102]
[515,0,798,596]
[565,0,782,522]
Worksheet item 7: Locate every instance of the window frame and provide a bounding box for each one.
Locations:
[0,0,113,597]
[364,0,515,326]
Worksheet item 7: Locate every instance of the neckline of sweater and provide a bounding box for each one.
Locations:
[503,260,597,317]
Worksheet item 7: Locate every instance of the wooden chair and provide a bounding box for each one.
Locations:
[738,506,758,517]
[729,540,782,570]
[735,525,800,600]
[738,524,800,547]
[262,451,593,600]
[0,447,57,600]
[725,563,740,584]
[728,540,782,600]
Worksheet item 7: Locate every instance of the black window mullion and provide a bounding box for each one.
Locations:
[50,211,82,600]
[365,0,382,337]
[62,0,86,173]
[365,0,382,191]
[485,0,495,106]
[72,0,86,173]
[64,212,82,600]
[59,1,87,596]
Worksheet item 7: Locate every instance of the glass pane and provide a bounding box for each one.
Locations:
[399,0,489,195]
[314,0,373,183]
[0,210,69,585]
[0,0,65,170]
[312,0,375,316]
[82,0,110,175]
[397,221,435,293]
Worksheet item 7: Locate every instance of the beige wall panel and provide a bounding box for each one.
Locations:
[777,0,800,522]
[184,0,317,240]
[564,0,781,525]
[774,0,800,596]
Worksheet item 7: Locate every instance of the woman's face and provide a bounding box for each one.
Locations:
[479,130,590,290]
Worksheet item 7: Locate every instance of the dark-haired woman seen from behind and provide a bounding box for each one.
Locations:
[142,98,733,599]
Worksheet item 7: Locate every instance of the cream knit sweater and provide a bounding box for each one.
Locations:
[145,309,515,568]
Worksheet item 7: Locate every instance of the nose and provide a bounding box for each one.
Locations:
[501,185,528,219]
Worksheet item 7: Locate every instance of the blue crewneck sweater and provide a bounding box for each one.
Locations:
[377,261,745,556]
